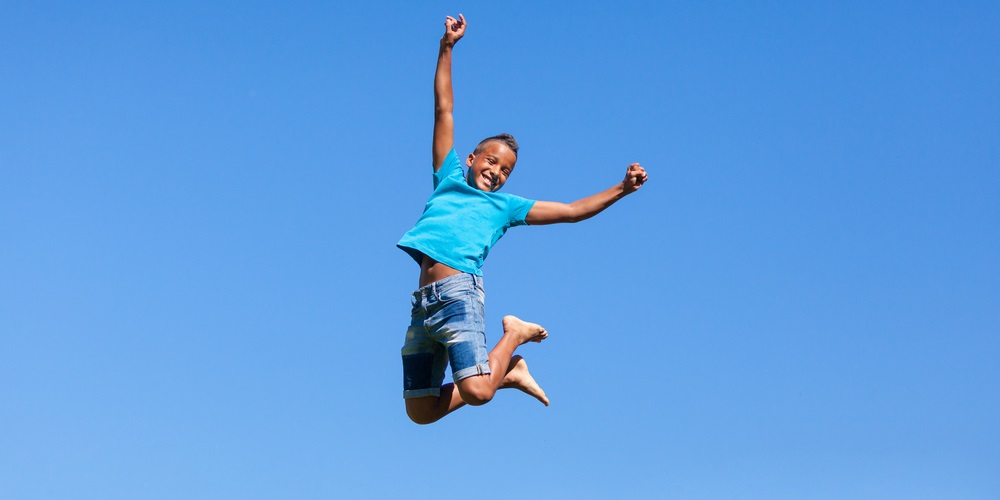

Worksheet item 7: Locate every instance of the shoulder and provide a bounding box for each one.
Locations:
[498,190,535,205]
[434,148,464,183]
[498,192,536,225]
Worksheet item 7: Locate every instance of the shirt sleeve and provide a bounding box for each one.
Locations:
[506,194,537,227]
[432,149,464,189]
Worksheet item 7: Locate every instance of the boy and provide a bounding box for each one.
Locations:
[399,14,648,425]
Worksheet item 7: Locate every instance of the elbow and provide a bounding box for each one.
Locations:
[434,96,454,114]
[564,208,588,224]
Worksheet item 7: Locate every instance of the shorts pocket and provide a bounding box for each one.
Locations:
[437,282,473,304]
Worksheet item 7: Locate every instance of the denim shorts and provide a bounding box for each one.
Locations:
[401,273,491,399]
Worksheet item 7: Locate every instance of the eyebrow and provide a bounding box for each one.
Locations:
[487,155,512,166]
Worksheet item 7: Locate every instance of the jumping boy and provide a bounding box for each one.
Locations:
[399,14,648,424]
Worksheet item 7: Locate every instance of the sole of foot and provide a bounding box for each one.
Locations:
[502,315,548,344]
[503,355,549,406]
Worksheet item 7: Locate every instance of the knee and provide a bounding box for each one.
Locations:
[459,385,495,406]
[407,412,437,425]
[405,402,440,425]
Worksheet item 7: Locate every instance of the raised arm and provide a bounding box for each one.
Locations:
[432,14,466,172]
[526,163,649,225]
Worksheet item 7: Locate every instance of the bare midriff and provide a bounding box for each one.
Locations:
[419,254,464,287]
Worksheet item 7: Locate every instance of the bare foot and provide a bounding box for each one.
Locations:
[502,315,548,345]
[502,355,549,406]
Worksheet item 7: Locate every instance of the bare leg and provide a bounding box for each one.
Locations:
[455,315,547,405]
[405,384,465,425]
[405,315,548,424]
[501,355,549,406]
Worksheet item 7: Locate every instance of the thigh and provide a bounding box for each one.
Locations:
[426,277,490,382]
[401,294,449,398]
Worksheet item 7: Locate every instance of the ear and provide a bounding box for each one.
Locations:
[466,153,475,167]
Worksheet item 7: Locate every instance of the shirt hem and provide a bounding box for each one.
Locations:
[396,243,482,276]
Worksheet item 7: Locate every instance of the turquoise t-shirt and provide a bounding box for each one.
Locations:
[397,149,536,276]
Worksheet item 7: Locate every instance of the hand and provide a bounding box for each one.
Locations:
[442,14,466,46]
[623,163,648,194]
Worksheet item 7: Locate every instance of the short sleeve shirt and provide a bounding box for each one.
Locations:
[397,149,535,275]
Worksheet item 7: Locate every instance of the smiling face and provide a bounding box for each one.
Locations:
[466,141,517,192]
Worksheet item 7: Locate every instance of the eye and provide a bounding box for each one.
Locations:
[501,168,511,176]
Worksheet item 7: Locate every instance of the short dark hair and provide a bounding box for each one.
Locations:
[474,133,519,158]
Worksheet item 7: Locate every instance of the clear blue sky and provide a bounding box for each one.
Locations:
[2,1,998,498]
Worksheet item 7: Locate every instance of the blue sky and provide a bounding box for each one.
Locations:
[2,1,997,498]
